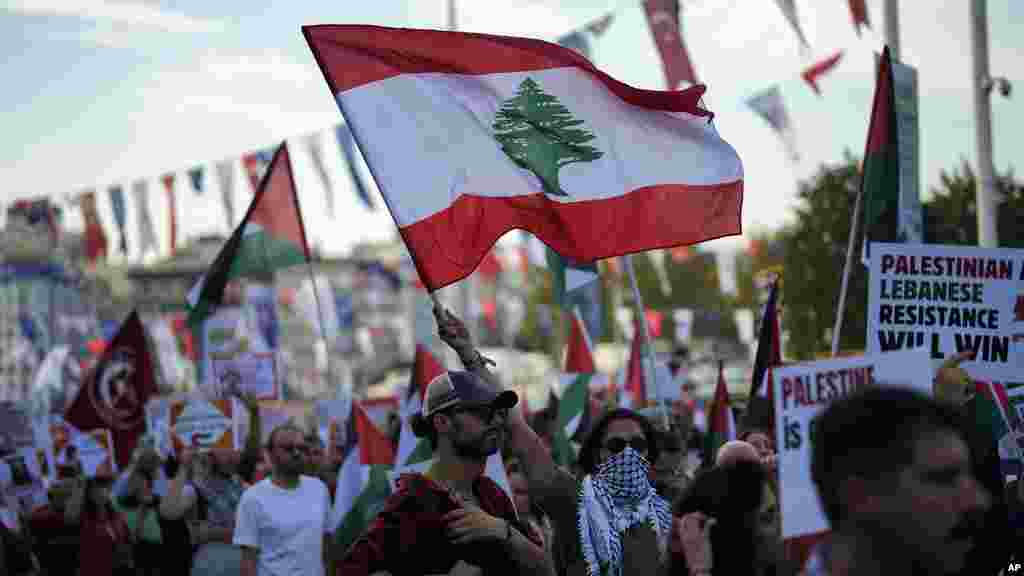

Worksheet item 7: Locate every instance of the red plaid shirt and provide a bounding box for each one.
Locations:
[338,472,540,576]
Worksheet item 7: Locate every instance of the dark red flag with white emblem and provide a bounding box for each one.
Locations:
[66,310,157,469]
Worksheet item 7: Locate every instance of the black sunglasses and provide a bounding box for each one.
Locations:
[453,404,508,423]
[276,443,308,455]
[604,436,648,455]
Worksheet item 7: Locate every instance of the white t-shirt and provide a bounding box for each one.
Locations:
[233,475,331,576]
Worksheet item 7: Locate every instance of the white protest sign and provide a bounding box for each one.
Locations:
[773,348,933,539]
[202,307,278,400]
[170,398,237,452]
[867,243,1024,381]
[211,353,277,400]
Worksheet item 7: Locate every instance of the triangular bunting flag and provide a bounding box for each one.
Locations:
[131,181,158,259]
[215,160,236,230]
[306,132,335,218]
[848,0,870,36]
[746,85,799,162]
[802,51,843,96]
[161,174,177,255]
[78,190,108,265]
[773,0,810,49]
[107,185,128,255]
[187,143,312,328]
[334,124,376,211]
[188,166,205,196]
[642,0,698,88]
[243,148,275,194]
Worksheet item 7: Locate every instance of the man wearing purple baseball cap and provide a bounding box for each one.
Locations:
[337,370,552,576]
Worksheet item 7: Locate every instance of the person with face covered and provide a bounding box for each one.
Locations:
[436,307,673,576]
[338,368,551,576]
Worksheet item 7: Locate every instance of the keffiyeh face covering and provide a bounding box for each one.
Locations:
[577,447,674,576]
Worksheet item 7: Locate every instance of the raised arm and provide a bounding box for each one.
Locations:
[64,476,86,525]
[238,393,262,483]
[434,306,560,491]
[160,449,197,520]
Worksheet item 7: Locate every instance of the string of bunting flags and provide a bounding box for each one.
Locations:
[58,124,378,266]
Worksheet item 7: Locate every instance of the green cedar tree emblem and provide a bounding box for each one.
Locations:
[492,77,603,197]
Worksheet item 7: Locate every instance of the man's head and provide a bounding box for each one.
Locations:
[410,371,518,462]
[266,423,308,478]
[716,440,761,467]
[810,387,990,574]
[578,408,660,475]
[739,429,774,460]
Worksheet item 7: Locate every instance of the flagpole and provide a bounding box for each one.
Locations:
[621,254,669,428]
[831,181,863,356]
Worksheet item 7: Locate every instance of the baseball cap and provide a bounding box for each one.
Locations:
[421,371,518,419]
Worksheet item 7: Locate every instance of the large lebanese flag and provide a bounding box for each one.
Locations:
[304,26,743,290]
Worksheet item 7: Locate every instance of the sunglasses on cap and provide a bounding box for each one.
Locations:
[604,436,649,455]
[452,403,508,424]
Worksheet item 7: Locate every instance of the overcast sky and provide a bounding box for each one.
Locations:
[1,0,1020,267]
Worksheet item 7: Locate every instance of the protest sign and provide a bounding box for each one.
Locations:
[201,307,278,400]
[867,243,1024,380]
[0,402,34,453]
[170,398,237,452]
[51,419,117,478]
[239,400,310,444]
[211,352,276,400]
[773,348,932,539]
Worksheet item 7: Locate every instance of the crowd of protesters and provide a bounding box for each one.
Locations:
[1,308,1021,575]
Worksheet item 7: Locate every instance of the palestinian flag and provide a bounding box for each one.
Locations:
[704,361,736,465]
[186,143,311,327]
[623,316,649,409]
[861,46,900,263]
[304,26,743,291]
[395,344,445,467]
[743,279,781,432]
[552,308,596,466]
[547,246,604,341]
[975,381,1024,471]
[331,401,396,551]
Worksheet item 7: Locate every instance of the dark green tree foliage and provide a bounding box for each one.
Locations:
[493,77,603,197]
[924,162,1024,248]
[780,156,868,360]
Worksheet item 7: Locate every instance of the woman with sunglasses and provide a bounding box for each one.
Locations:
[436,306,674,576]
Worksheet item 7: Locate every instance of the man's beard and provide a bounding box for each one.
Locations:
[451,421,501,461]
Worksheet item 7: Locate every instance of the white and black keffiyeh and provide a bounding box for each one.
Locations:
[576,447,673,576]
